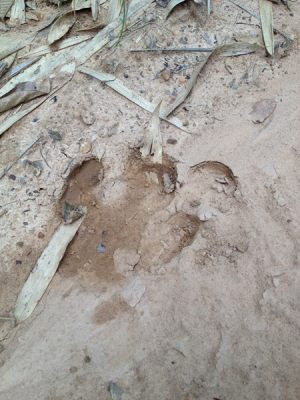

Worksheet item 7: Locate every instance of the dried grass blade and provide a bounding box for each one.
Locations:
[78,66,186,131]
[259,0,274,56]
[14,217,85,322]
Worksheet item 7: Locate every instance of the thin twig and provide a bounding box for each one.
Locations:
[130,47,214,53]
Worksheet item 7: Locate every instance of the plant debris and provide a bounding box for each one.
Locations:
[48,11,76,45]
[0,79,50,113]
[259,0,274,56]
[141,101,163,164]
[14,215,85,322]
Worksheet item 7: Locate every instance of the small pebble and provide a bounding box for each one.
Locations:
[16,241,24,247]
[38,232,45,239]
[167,138,177,145]
[161,68,171,81]
[178,76,186,84]
[97,243,106,253]
[124,73,129,78]
[84,355,91,363]
[9,174,16,181]
[16,260,22,265]
[80,141,92,154]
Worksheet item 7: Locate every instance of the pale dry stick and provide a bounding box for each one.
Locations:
[130,47,214,53]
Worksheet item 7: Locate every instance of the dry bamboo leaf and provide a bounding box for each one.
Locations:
[0,0,153,98]
[161,53,211,118]
[14,216,85,322]
[0,98,44,137]
[37,12,60,31]
[10,0,26,24]
[0,33,32,60]
[0,79,50,113]
[107,0,121,23]
[166,0,186,18]
[141,101,163,164]
[259,0,274,56]
[76,22,105,32]
[72,0,91,10]
[21,35,92,58]
[26,10,39,20]
[0,74,72,137]
[91,0,99,20]
[78,66,186,131]
[48,11,76,45]
[216,41,262,57]
[0,0,14,19]
[8,57,40,78]
[0,53,16,79]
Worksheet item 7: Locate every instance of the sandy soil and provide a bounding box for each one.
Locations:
[0,0,300,399]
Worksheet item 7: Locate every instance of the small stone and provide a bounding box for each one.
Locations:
[178,76,186,84]
[16,241,24,247]
[84,355,91,363]
[38,232,45,239]
[9,174,16,180]
[123,73,129,78]
[69,366,78,373]
[48,129,63,141]
[161,68,171,81]
[108,382,123,400]
[80,141,92,154]
[16,260,22,265]
[167,138,177,145]
[96,243,106,253]
[182,121,189,127]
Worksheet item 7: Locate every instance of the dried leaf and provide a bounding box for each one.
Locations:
[26,10,39,20]
[0,0,14,19]
[161,52,211,118]
[141,101,162,164]
[21,35,92,58]
[0,97,44,137]
[166,0,186,18]
[10,0,26,24]
[14,216,85,322]
[76,22,105,32]
[0,75,72,137]
[0,53,16,79]
[259,0,274,56]
[48,11,76,45]
[8,57,40,78]
[0,0,153,98]
[0,79,50,113]
[72,0,91,10]
[78,66,186,131]
[37,12,60,31]
[216,41,262,57]
[91,0,99,20]
[0,33,32,60]
[107,0,121,23]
